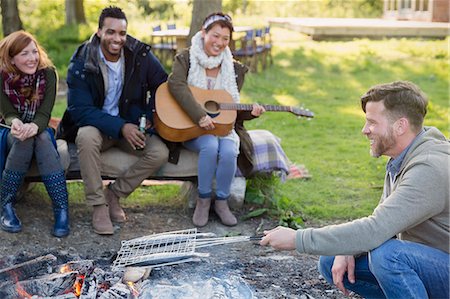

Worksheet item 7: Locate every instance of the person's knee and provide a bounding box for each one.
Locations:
[35,130,52,143]
[318,255,335,284]
[369,239,400,275]
[218,145,238,162]
[144,135,169,160]
[76,126,102,150]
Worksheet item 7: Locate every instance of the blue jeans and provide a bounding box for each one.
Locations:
[318,239,450,299]
[184,134,238,200]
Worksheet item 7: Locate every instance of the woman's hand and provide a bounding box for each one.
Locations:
[198,115,215,130]
[251,103,265,117]
[10,118,25,140]
[22,123,38,139]
[11,120,38,141]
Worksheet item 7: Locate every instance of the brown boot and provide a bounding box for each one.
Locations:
[92,204,114,235]
[105,186,126,223]
[214,200,237,226]
[192,197,211,227]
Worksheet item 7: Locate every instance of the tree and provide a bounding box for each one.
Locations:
[1,0,23,36]
[187,0,221,46]
[65,0,86,25]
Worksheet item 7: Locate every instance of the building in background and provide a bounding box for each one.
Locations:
[384,0,449,22]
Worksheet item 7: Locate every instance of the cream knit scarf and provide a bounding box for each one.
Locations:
[188,31,240,103]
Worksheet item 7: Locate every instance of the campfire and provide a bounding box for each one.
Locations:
[0,254,130,298]
[0,228,259,299]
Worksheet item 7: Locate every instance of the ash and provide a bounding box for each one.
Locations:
[139,262,254,298]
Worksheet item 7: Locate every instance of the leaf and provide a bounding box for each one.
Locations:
[242,208,268,220]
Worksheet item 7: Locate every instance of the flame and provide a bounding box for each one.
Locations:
[127,281,139,297]
[73,274,85,297]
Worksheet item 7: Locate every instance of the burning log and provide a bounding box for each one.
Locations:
[58,260,95,276]
[79,270,98,299]
[0,254,57,283]
[0,271,78,298]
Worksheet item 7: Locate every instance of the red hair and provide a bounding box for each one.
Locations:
[0,30,53,74]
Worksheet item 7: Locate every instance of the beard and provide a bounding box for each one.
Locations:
[370,127,396,158]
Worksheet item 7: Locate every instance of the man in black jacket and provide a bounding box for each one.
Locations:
[58,6,168,235]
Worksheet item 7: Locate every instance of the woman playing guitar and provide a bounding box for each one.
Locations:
[167,12,265,227]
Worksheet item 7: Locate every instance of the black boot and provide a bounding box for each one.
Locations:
[0,169,25,233]
[42,171,70,238]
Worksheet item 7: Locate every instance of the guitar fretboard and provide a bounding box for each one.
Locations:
[219,103,291,112]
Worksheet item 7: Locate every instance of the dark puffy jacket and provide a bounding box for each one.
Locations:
[57,34,168,142]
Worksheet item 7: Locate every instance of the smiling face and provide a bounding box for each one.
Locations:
[202,24,231,57]
[362,101,397,158]
[97,17,127,62]
[11,41,39,75]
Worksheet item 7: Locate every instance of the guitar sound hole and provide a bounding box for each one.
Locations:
[204,100,220,118]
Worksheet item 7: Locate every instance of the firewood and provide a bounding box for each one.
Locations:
[0,254,57,283]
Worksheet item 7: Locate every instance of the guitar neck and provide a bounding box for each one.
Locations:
[219,103,292,113]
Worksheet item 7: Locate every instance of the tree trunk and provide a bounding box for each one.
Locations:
[187,0,222,46]
[0,0,23,36]
[65,0,86,25]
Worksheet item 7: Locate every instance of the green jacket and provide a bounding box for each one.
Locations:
[296,127,449,255]
[0,68,57,134]
[168,49,257,176]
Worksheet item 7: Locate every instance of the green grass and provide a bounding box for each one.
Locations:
[51,28,449,224]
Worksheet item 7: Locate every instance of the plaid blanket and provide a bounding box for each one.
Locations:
[236,129,290,178]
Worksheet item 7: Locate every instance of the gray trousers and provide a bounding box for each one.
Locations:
[75,126,169,206]
[6,130,62,175]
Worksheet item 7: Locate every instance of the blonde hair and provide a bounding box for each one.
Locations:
[0,30,53,74]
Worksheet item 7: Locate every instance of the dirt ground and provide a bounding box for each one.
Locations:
[0,189,360,299]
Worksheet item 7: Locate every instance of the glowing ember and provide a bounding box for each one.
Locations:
[59,264,71,273]
[127,281,139,297]
[16,282,32,299]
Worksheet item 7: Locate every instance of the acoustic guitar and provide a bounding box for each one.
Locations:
[154,82,314,142]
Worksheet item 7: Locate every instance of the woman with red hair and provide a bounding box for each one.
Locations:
[0,31,69,237]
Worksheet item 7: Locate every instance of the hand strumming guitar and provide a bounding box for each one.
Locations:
[199,115,215,130]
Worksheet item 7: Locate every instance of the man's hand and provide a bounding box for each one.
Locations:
[121,123,146,150]
[259,226,296,250]
[332,255,356,296]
